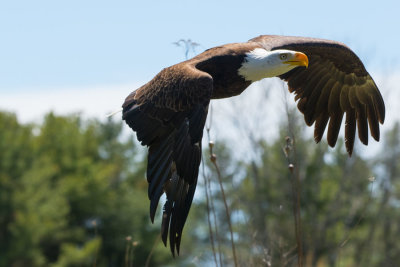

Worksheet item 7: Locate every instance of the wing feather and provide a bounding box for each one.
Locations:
[314,79,337,116]
[345,110,357,155]
[251,35,385,154]
[367,100,380,141]
[314,113,330,143]
[356,105,369,145]
[122,63,212,255]
[306,72,331,123]
[327,112,344,147]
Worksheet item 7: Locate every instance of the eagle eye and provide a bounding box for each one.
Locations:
[279,54,288,60]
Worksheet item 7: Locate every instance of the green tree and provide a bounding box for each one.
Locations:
[195,107,383,267]
[0,112,183,266]
[0,112,36,266]
[2,106,400,267]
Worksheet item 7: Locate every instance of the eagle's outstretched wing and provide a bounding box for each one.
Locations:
[251,35,385,154]
[122,64,212,256]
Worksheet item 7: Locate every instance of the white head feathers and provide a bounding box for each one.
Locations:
[238,48,304,82]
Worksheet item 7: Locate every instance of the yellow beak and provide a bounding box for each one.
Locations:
[284,52,309,68]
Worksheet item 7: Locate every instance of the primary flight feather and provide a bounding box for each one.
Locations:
[122,35,385,256]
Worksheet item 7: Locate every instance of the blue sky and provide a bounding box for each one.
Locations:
[1,0,399,93]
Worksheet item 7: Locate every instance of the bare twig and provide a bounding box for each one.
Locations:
[209,171,224,267]
[173,39,200,60]
[145,234,160,267]
[207,140,238,267]
[206,103,238,267]
[205,103,224,266]
[201,159,219,266]
[125,236,132,267]
[282,86,303,267]
[130,241,138,267]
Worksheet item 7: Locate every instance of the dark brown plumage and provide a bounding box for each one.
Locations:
[122,35,385,256]
[254,35,385,152]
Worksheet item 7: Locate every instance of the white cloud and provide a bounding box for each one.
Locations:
[0,82,143,123]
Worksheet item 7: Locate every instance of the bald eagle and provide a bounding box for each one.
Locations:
[122,35,385,255]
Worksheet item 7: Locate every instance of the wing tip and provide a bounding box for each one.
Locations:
[347,149,353,157]
[150,198,159,224]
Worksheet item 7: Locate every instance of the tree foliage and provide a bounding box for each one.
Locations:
[192,106,400,267]
[0,112,176,266]
[1,105,400,267]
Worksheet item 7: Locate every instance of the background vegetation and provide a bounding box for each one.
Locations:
[1,93,400,267]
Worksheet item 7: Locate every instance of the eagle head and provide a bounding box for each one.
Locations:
[238,48,309,82]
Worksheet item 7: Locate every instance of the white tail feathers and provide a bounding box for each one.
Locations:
[106,108,123,118]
